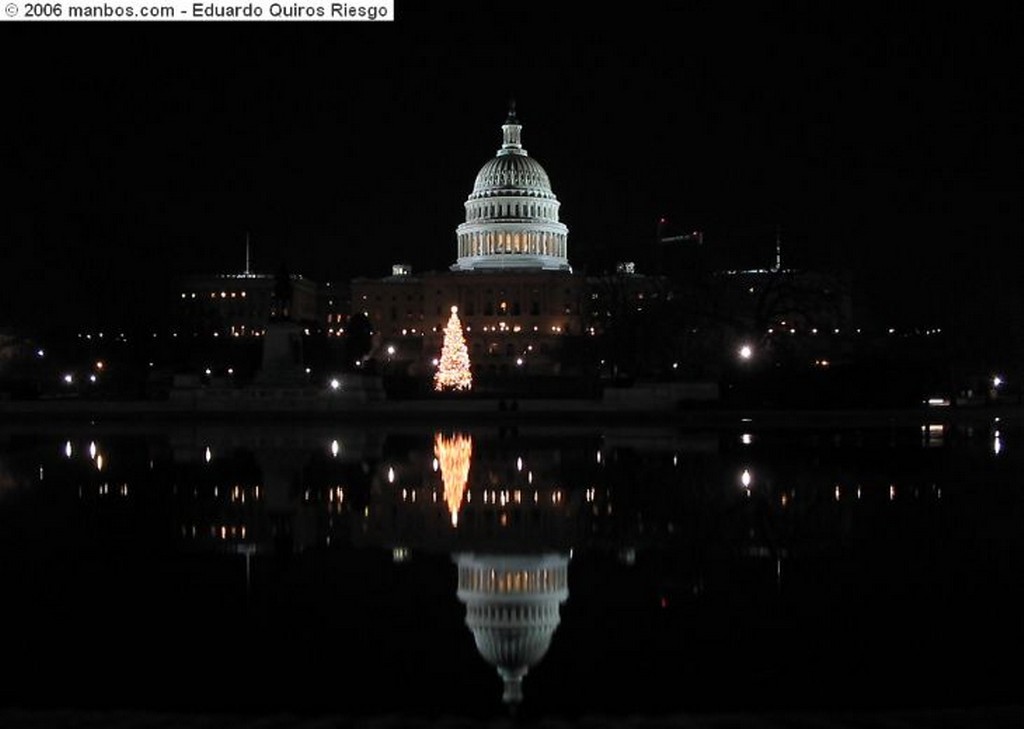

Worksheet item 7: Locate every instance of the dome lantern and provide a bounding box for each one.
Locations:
[500,100,524,154]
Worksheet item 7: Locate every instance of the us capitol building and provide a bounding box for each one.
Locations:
[352,105,584,376]
[173,105,853,381]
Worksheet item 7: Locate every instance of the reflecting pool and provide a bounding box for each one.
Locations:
[0,420,1020,718]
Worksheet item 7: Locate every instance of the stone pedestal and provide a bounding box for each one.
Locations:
[256,321,306,386]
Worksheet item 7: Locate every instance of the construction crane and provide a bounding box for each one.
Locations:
[656,217,704,246]
[652,217,704,275]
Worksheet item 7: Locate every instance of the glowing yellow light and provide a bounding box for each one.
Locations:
[435,432,472,527]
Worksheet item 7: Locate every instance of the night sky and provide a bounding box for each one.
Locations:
[3,3,1023,346]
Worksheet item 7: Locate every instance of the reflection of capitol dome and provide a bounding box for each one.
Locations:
[455,553,569,705]
[452,104,571,272]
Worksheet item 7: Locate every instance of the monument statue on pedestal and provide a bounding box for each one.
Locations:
[255,264,306,386]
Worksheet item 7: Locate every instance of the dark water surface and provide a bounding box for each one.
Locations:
[0,420,1020,719]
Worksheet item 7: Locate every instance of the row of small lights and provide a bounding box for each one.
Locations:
[739,469,948,503]
[386,466,537,487]
[395,488,565,506]
[764,324,944,336]
[169,423,1009,473]
[180,291,249,299]
[66,325,945,341]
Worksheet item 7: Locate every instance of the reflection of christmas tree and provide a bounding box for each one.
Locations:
[434,306,473,392]
[435,432,472,526]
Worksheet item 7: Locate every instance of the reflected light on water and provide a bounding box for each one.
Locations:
[89,441,97,460]
[922,424,945,447]
[435,432,472,527]
[2,423,1023,716]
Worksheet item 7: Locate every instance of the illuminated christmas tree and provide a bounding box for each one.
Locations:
[434,306,473,392]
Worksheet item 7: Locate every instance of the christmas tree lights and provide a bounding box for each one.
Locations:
[434,306,473,392]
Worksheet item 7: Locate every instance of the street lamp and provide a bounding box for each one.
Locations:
[738,344,753,360]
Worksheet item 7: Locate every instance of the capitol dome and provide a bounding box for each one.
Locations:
[452,106,571,272]
[455,553,570,705]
